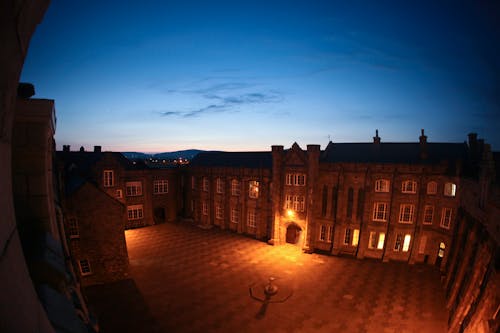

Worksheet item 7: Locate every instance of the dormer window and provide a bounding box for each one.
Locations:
[401,180,417,194]
[374,179,390,192]
[444,183,457,197]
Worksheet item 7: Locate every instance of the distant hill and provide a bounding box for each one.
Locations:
[122,149,207,160]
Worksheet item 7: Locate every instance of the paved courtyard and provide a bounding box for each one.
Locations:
[86,222,448,333]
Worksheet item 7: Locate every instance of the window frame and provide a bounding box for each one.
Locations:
[216,178,224,194]
[127,204,144,220]
[103,170,114,187]
[79,259,92,276]
[67,217,79,239]
[202,201,208,215]
[423,205,434,224]
[215,204,223,220]
[319,225,333,242]
[249,180,259,198]
[153,179,169,194]
[230,208,239,224]
[398,204,415,223]
[374,179,390,193]
[401,180,417,194]
[247,210,256,228]
[231,179,240,196]
[426,181,437,195]
[372,202,388,222]
[440,207,452,229]
[202,177,209,192]
[125,181,143,196]
[444,182,457,197]
[285,173,306,186]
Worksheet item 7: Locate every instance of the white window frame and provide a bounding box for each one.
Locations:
[103,170,114,187]
[79,259,92,276]
[423,205,434,224]
[216,204,223,220]
[293,196,305,212]
[394,234,403,251]
[285,195,293,210]
[375,179,390,192]
[216,178,224,194]
[440,208,452,229]
[153,179,168,194]
[319,225,333,242]
[127,204,144,220]
[372,202,388,222]
[68,217,79,239]
[344,228,351,245]
[286,173,306,186]
[444,182,457,197]
[202,201,208,215]
[202,177,209,192]
[426,181,437,195]
[230,208,239,224]
[249,180,259,198]
[125,181,142,196]
[231,179,240,196]
[398,204,415,223]
[401,180,417,194]
[247,210,256,228]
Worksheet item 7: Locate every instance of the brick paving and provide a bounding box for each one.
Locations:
[87,222,448,332]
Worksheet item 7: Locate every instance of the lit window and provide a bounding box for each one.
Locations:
[344,228,351,245]
[79,259,92,276]
[247,210,256,228]
[444,183,457,197]
[440,208,452,229]
[319,225,333,242]
[369,231,385,249]
[202,177,209,192]
[375,179,390,192]
[423,205,434,224]
[249,180,259,198]
[125,181,142,196]
[377,233,385,249]
[372,202,388,221]
[216,204,223,219]
[103,170,114,187]
[426,181,437,195]
[402,235,411,252]
[231,208,239,223]
[127,204,144,220]
[231,179,240,196]
[352,229,359,246]
[202,202,208,215]
[286,173,306,186]
[401,180,417,194]
[153,180,168,194]
[216,178,224,194]
[67,217,79,239]
[398,204,415,223]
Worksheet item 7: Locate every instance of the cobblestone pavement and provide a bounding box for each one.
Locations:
[89,222,449,333]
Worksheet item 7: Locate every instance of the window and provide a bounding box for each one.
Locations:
[231,179,240,196]
[127,204,144,220]
[394,234,403,251]
[402,235,411,252]
[293,196,305,212]
[444,183,457,197]
[115,189,123,198]
[247,210,256,228]
[426,181,437,195]
[352,229,359,246]
[401,180,417,194]
[440,208,452,229]
[67,218,79,239]
[79,259,92,276]
[423,205,434,224]
[125,181,142,196]
[216,178,224,194]
[375,179,390,192]
[346,188,354,218]
[249,180,259,198]
[153,180,168,194]
[372,202,388,222]
[368,231,385,250]
[286,173,306,186]
[216,204,223,220]
[191,176,195,189]
[103,170,114,187]
[285,195,293,210]
[230,208,239,223]
[377,233,385,249]
[202,201,208,215]
[398,204,415,223]
[344,228,351,245]
[319,225,333,242]
[418,236,427,254]
[202,177,209,192]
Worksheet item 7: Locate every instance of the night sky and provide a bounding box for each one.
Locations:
[21,1,500,152]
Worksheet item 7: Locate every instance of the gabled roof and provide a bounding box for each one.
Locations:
[321,142,468,164]
[191,151,272,168]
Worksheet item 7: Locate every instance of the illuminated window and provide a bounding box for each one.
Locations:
[127,204,144,220]
[372,202,388,221]
[377,233,385,249]
[153,180,168,194]
[440,208,452,229]
[115,189,123,198]
[401,180,417,194]
[319,225,333,242]
[216,204,223,219]
[216,178,224,194]
[369,231,385,249]
[103,170,114,187]
[426,181,437,195]
[125,181,142,196]
[249,180,259,198]
[423,205,434,224]
[247,210,256,228]
[230,208,239,223]
[67,217,79,239]
[352,229,359,246]
[202,177,209,192]
[202,201,208,215]
[286,173,306,186]
[402,235,411,252]
[438,242,446,257]
[375,179,390,192]
[344,228,351,245]
[79,259,92,276]
[418,236,427,254]
[231,179,240,196]
[398,204,415,223]
[444,183,457,197]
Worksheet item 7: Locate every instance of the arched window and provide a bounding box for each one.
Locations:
[401,180,417,194]
[444,183,457,197]
[374,179,390,192]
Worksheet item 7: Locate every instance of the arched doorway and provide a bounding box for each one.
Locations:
[286,224,301,244]
[436,242,445,266]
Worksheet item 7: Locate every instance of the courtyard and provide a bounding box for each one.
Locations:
[85,222,448,333]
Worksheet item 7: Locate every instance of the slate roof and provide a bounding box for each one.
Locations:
[191,151,272,169]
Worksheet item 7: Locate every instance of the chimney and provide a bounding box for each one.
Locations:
[419,129,428,159]
[17,83,35,99]
[63,145,70,152]
[79,146,85,152]
[94,145,102,153]
[373,129,381,144]
[468,133,477,147]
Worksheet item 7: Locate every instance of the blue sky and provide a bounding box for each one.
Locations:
[21,1,500,152]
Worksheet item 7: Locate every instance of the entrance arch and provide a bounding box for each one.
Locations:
[285,223,302,244]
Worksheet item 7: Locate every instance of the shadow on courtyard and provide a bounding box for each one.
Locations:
[84,279,161,333]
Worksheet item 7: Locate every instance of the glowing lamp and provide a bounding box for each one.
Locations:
[287,209,294,217]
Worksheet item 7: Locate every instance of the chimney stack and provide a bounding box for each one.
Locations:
[94,145,102,153]
[63,145,70,152]
[419,129,428,159]
[373,129,381,144]
[419,129,427,144]
[79,146,85,152]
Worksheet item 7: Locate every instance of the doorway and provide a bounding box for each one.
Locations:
[286,224,301,244]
